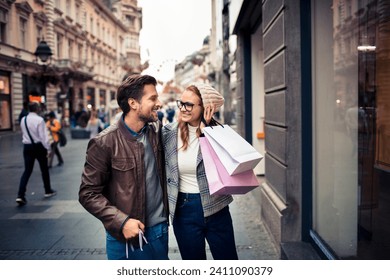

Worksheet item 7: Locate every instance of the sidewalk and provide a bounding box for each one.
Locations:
[0,129,279,260]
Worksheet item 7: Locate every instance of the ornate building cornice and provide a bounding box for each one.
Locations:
[15,1,33,16]
[0,0,16,10]
[33,11,48,24]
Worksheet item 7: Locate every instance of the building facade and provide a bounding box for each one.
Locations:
[232,0,390,259]
[0,0,142,131]
[174,36,215,91]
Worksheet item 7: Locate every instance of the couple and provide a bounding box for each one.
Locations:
[79,74,238,260]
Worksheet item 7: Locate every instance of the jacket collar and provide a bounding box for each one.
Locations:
[117,116,160,141]
[118,117,137,141]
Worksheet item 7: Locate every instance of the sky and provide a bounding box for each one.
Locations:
[138,0,212,82]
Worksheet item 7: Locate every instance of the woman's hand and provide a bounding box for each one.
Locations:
[203,105,216,126]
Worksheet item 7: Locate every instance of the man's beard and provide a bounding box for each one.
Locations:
[138,108,158,123]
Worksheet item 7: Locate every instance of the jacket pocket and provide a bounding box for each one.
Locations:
[111,157,135,171]
[111,158,138,190]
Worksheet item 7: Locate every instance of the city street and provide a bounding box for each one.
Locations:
[0,129,278,260]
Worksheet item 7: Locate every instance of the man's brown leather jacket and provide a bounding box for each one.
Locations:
[79,118,168,243]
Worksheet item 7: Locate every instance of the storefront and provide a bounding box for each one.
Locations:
[0,71,11,131]
[311,0,390,259]
[233,0,389,259]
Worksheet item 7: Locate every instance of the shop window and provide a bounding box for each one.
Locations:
[312,0,390,259]
[0,74,11,130]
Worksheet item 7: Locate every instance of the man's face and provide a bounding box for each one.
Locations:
[136,84,162,123]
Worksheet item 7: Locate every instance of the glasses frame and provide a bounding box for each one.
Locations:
[176,100,201,112]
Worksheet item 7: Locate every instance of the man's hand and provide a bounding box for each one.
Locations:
[122,218,145,240]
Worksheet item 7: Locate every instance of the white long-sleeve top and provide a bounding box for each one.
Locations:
[177,124,200,193]
[20,112,51,151]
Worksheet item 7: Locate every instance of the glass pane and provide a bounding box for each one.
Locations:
[312,0,390,259]
[0,76,10,94]
[0,100,11,130]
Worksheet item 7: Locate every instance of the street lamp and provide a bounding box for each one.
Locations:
[33,40,53,104]
[34,40,53,63]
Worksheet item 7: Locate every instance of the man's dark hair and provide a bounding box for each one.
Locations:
[116,74,157,115]
[28,102,40,113]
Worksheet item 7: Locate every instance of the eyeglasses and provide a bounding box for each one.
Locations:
[176,100,200,112]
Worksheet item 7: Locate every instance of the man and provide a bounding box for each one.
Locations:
[79,74,168,260]
[17,102,57,205]
[18,101,29,124]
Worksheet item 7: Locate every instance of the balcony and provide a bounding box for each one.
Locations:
[55,59,94,82]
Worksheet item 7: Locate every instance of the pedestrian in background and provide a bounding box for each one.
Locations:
[79,74,169,260]
[86,109,105,139]
[46,111,64,168]
[74,103,89,128]
[17,102,57,206]
[166,106,175,123]
[111,107,123,125]
[157,110,164,123]
[18,101,29,124]
[162,83,238,260]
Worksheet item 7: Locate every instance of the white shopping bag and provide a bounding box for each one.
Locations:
[203,125,263,175]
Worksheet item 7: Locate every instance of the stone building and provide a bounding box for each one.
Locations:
[0,0,142,131]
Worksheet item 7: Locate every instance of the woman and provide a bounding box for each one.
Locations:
[86,109,104,139]
[46,111,64,168]
[162,83,238,260]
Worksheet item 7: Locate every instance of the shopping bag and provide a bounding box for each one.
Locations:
[200,137,259,195]
[203,125,263,175]
[58,129,67,147]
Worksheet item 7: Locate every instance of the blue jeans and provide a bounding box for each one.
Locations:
[106,222,169,260]
[173,192,238,260]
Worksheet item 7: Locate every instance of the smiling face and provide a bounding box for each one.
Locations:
[131,84,162,124]
[178,89,203,127]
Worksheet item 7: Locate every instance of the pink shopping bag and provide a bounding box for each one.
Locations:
[203,125,263,175]
[199,136,259,195]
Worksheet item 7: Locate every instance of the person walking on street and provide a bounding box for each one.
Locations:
[162,83,238,260]
[46,111,64,168]
[18,101,29,124]
[17,102,57,206]
[79,74,169,260]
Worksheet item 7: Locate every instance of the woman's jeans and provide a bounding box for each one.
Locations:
[173,192,238,260]
[106,222,169,260]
